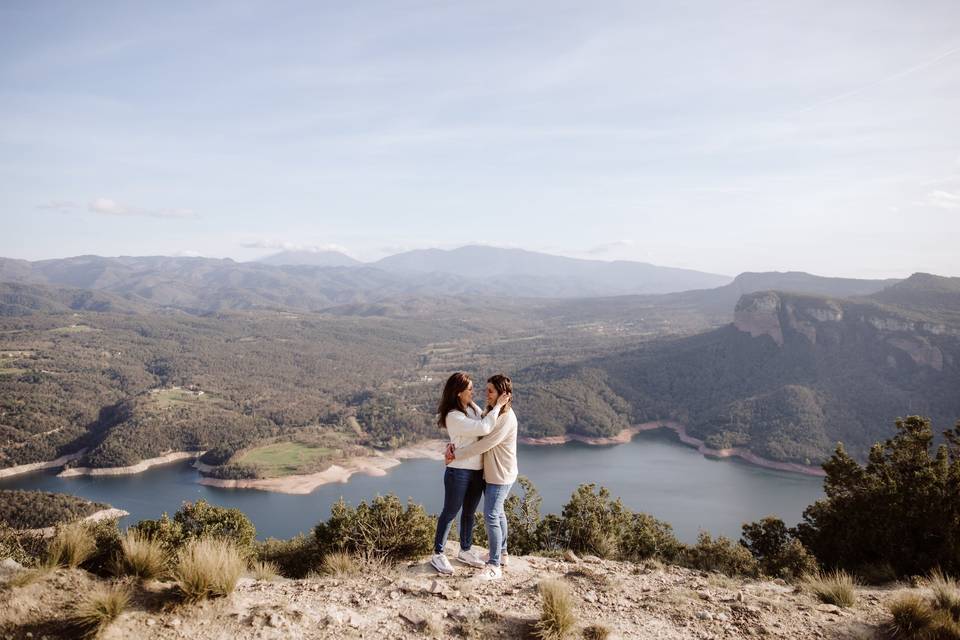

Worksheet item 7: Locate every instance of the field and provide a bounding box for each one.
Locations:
[151,387,213,409]
[235,441,337,477]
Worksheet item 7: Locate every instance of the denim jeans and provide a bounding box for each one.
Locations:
[483,482,513,567]
[433,467,485,554]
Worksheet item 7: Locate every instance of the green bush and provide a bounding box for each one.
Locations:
[741,516,818,579]
[255,534,323,578]
[684,532,759,577]
[796,417,960,577]
[82,518,123,576]
[134,501,256,557]
[314,494,433,561]
[0,524,42,567]
[503,476,543,556]
[559,484,630,558]
[620,512,682,562]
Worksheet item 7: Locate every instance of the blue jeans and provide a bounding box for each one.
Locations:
[483,482,512,566]
[433,467,485,554]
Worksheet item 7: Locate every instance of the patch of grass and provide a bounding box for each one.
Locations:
[152,387,212,409]
[930,569,960,618]
[71,583,131,639]
[803,570,857,608]
[249,560,279,581]
[0,366,28,376]
[320,551,358,577]
[236,441,335,477]
[583,624,612,640]
[535,579,577,640]
[117,529,168,579]
[8,566,54,588]
[887,594,936,639]
[173,538,245,601]
[50,324,97,334]
[47,521,96,569]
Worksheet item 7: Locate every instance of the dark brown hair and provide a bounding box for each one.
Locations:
[484,373,513,418]
[437,372,473,429]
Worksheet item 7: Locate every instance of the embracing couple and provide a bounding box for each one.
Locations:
[431,372,517,581]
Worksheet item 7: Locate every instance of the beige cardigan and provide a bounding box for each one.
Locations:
[452,408,518,485]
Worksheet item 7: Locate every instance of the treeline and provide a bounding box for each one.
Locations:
[0,490,108,529]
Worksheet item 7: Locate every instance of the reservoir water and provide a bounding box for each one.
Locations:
[0,429,823,543]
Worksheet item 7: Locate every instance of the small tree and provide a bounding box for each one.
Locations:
[559,484,631,558]
[503,476,543,556]
[741,516,817,579]
[796,417,960,577]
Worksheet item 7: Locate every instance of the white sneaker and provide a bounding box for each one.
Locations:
[457,549,485,568]
[430,553,454,575]
[477,564,502,581]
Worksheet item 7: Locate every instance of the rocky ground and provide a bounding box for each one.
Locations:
[0,549,906,639]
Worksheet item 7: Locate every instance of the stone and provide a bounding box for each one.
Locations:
[563,550,580,563]
[583,555,603,563]
[816,604,841,615]
[429,579,446,595]
[267,613,283,628]
[389,590,401,600]
[146,619,157,627]
[584,590,598,603]
[697,611,713,620]
[447,606,480,623]
[166,618,181,629]
[715,612,729,622]
[401,611,427,627]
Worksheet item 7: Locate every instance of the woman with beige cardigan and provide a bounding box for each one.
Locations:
[445,374,517,581]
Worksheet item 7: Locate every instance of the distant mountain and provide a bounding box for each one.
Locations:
[256,250,362,268]
[374,245,731,296]
[521,278,960,464]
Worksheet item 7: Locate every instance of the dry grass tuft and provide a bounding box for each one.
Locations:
[71,582,132,638]
[803,569,857,608]
[173,537,245,601]
[930,568,960,618]
[117,529,168,579]
[321,551,359,577]
[535,578,577,640]
[47,521,96,569]
[249,560,279,581]
[8,565,54,588]
[583,624,612,640]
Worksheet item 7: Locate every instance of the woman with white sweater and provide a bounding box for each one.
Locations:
[445,374,517,581]
[431,372,511,575]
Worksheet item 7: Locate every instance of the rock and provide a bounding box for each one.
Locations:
[697,611,713,620]
[816,604,841,615]
[736,592,744,602]
[389,590,401,600]
[447,606,480,623]
[564,550,580,563]
[166,618,181,629]
[267,613,283,628]
[429,579,446,595]
[715,612,729,622]
[348,612,365,628]
[146,619,156,627]
[401,611,427,627]
[698,591,714,602]
[583,554,603,563]
[584,590,598,603]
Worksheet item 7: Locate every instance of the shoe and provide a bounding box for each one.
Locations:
[430,553,454,575]
[477,564,502,581]
[484,551,509,567]
[457,549,485,568]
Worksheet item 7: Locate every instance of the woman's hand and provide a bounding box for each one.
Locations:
[444,442,456,465]
[495,392,512,407]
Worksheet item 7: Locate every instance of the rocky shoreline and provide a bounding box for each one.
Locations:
[521,421,826,477]
[57,451,204,477]
[22,508,131,538]
[0,450,88,479]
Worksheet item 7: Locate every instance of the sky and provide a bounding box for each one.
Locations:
[1,0,959,279]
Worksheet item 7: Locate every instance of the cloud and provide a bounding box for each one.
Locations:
[924,190,960,210]
[36,200,81,212]
[239,238,352,254]
[585,240,636,255]
[88,197,198,219]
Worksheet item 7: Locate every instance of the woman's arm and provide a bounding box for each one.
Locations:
[451,412,516,460]
[445,408,499,437]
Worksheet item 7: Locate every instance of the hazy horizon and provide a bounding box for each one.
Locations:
[2,1,959,279]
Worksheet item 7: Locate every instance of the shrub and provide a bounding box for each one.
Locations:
[741,516,817,579]
[82,518,123,576]
[117,529,168,579]
[47,521,96,569]
[249,560,279,581]
[503,476,543,556]
[0,524,41,567]
[314,495,433,561]
[255,534,323,579]
[559,484,630,558]
[803,570,857,608]
[174,538,245,601]
[796,417,960,577]
[536,514,567,553]
[930,569,960,619]
[620,512,681,562]
[131,513,184,553]
[172,500,256,555]
[535,579,577,640]
[71,583,131,639]
[684,532,759,577]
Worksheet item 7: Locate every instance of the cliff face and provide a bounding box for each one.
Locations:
[733,291,955,371]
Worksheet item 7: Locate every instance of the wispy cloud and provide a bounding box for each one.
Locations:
[923,190,960,210]
[36,200,81,212]
[239,238,352,254]
[88,198,198,219]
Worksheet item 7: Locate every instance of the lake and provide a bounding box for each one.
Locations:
[0,429,824,543]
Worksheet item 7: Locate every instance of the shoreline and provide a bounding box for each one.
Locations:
[22,508,131,538]
[521,421,826,477]
[0,449,88,479]
[198,439,447,495]
[57,451,204,477]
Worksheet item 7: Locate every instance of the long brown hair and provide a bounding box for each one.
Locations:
[484,374,513,418]
[437,372,472,429]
